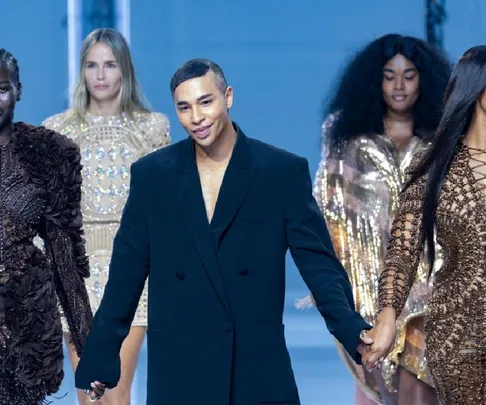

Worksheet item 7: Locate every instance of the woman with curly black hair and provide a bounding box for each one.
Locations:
[296,34,451,404]
[0,48,92,404]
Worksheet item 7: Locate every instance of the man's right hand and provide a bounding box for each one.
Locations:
[84,381,107,402]
[362,307,396,370]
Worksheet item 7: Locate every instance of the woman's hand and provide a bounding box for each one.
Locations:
[363,307,396,370]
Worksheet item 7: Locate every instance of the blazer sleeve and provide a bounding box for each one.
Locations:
[285,156,371,364]
[75,161,150,390]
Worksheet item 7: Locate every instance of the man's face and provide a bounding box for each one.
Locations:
[173,72,233,148]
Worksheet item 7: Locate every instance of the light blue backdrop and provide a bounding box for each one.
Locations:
[3,1,486,403]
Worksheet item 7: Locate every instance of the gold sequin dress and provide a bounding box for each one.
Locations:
[379,143,486,404]
[42,111,170,328]
[299,114,435,403]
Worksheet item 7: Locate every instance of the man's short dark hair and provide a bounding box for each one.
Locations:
[170,59,228,95]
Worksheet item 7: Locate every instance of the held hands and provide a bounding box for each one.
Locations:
[357,329,374,356]
[361,307,397,370]
[84,381,107,402]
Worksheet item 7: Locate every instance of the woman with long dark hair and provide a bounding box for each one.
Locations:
[295,34,451,404]
[367,45,486,405]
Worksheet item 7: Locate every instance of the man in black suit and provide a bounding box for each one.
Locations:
[76,59,373,405]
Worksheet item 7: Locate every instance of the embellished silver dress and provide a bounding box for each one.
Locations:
[42,111,170,328]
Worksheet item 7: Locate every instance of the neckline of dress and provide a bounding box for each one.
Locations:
[85,111,126,120]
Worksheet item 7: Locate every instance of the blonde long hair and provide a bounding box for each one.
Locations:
[72,28,149,119]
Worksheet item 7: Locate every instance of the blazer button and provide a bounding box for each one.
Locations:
[222,321,233,333]
[238,267,249,276]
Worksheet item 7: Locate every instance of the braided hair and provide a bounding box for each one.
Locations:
[0,49,20,95]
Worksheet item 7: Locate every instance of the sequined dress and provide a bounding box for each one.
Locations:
[42,111,170,328]
[298,114,435,403]
[0,123,91,404]
[379,143,486,404]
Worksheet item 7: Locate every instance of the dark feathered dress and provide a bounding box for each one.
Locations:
[0,122,92,404]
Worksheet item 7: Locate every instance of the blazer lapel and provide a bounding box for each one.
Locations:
[174,138,231,315]
[210,125,261,249]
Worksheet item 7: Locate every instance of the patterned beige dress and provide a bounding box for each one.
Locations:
[42,110,170,328]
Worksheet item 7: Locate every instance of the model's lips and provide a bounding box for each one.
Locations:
[193,124,212,139]
[94,84,108,90]
[392,94,407,102]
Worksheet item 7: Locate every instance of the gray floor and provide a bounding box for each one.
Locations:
[48,293,356,405]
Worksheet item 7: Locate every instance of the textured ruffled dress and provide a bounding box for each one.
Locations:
[0,123,91,404]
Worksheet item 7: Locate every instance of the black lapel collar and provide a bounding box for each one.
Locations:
[209,123,261,248]
[174,136,231,315]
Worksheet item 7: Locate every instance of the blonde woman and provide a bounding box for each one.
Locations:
[42,28,170,405]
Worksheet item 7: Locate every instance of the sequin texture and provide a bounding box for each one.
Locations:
[42,110,170,327]
[298,114,436,402]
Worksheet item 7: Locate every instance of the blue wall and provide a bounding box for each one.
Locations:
[131,0,424,165]
[444,0,486,60]
[3,4,486,403]
[4,0,69,125]
[4,0,486,294]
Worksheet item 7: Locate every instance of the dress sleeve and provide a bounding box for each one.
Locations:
[377,151,428,318]
[41,134,92,356]
[140,112,171,150]
[41,111,71,133]
[297,115,397,314]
